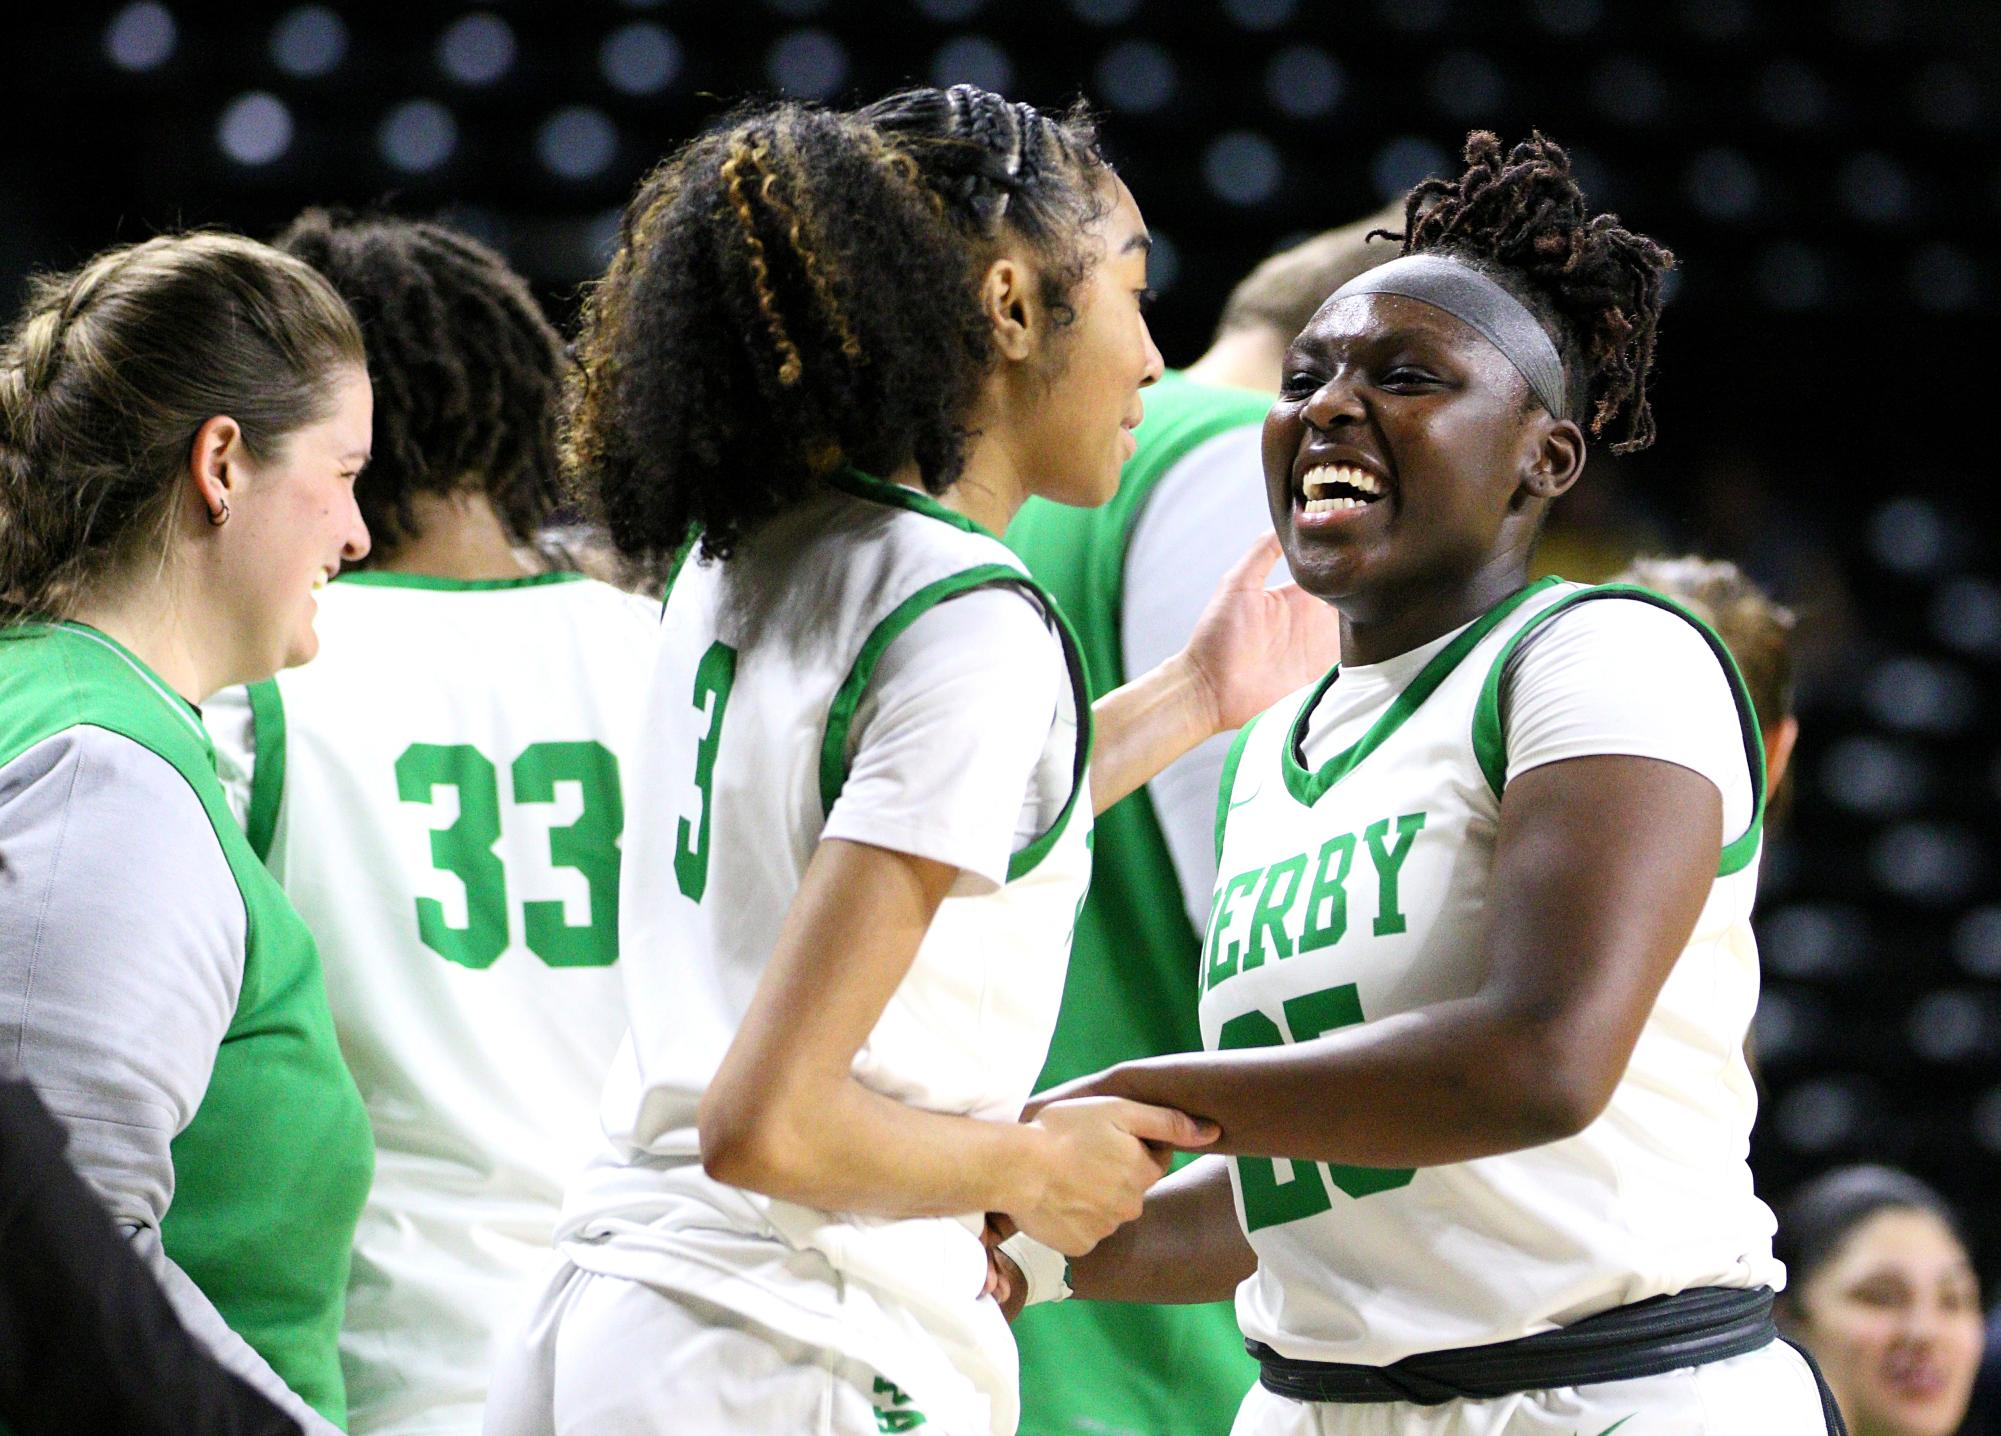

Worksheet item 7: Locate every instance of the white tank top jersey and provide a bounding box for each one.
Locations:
[207,570,660,1436]
[563,470,1093,1436]
[1200,577,1784,1370]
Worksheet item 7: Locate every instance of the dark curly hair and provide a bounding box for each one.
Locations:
[1395,131,1674,454]
[273,209,567,562]
[569,85,1112,564]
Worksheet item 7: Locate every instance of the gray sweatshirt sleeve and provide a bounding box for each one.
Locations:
[0,726,338,1435]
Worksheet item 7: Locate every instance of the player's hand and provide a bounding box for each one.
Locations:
[1176,533,1340,734]
[1009,1097,1217,1256]
[981,1217,1028,1322]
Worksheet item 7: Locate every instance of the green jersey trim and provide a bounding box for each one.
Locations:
[827,466,1002,543]
[243,679,287,864]
[1214,711,1263,864]
[1469,583,1768,877]
[661,530,699,613]
[333,569,589,591]
[48,621,211,749]
[818,563,1094,883]
[1279,578,1562,808]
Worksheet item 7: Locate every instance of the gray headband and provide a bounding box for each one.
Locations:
[1328,254,1570,422]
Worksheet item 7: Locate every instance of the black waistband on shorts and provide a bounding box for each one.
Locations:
[1250,1285,1837,1417]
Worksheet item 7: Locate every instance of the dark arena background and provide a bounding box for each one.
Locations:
[12,0,2001,1398]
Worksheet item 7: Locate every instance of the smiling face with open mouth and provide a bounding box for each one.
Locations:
[1260,287,1582,663]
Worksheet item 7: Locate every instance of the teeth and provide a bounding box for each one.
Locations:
[1303,496,1367,514]
[1301,463,1383,500]
[312,571,329,590]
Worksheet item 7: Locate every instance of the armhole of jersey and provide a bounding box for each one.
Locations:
[1214,711,1262,865]
[1468,585,1767,877]
[243,678,287,865]
[816,562,1094,884]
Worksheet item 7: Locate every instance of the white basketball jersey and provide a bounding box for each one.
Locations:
[1200,578,1783,1368]
[209,570,659,1436]
[563,472,1093,1436]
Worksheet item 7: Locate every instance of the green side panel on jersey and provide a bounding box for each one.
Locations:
[0,623,373,1427]
[1468,583,1767,877]
[243,677,286,863]
[1005,372,1271,1436]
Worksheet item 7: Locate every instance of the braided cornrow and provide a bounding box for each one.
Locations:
[721,142,807,387]
[1401,130,1674,453]
[273,209,568,560]
[568,88,1112,564]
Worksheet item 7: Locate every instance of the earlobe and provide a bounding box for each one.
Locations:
[188,414,243,522]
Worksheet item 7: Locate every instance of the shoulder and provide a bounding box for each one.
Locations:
[1506,591,1732,693]
[1,725,241,924]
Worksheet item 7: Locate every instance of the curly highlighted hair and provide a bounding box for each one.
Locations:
[568,86,1112,564]
[274,209,567,562]
[1397,131,1675,453]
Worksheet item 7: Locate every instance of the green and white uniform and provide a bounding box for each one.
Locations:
[1206,580,1821,1433]
[489,471,1093,1436]
[0,621,372,1433]
[207,571,657,1436]
[1007,371,1270,1435]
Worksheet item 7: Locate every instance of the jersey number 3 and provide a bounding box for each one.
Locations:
[673,640,736,903]
[1219,983,1415,1232]
[395,740,624,970]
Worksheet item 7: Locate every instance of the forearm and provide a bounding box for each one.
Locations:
[1063,999,1584,1170]
[1090,654,1219,813]
[714,1076,1049,1219]
[1067,1155,1253,1304]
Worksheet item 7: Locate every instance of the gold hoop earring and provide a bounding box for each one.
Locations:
[208,499,230,527]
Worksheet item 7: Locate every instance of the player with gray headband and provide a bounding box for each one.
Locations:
[993,131,1844,1435]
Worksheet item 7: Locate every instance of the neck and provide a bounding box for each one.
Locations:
[1182,328,1287,395]
[896,432,1031,537]
[1337,551,1533,667]
[368,490,539,580]
[67,569,219,704]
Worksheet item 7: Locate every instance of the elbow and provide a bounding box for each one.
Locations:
[697,1088,807,1196]
[1509,1075,1610,1147]
[1487,1019,1621,1149]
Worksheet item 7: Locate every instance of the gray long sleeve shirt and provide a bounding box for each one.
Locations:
[0,725,338,1435]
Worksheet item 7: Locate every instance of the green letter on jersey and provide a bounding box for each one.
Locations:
[1204,868,1263,990]
[1298,833,1357,954]
[1364,812,1427,936]
[396,743,509,969]
[1245,854,1308,970]
[675,640,737,902]
[513,741,623,968]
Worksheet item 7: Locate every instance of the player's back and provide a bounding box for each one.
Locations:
[210,569,659,1436]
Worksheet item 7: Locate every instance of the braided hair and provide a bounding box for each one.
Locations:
[1397,131,1674,454]
[0,232,362,621]
[274,210,567,562]
[568,86,1111,564]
